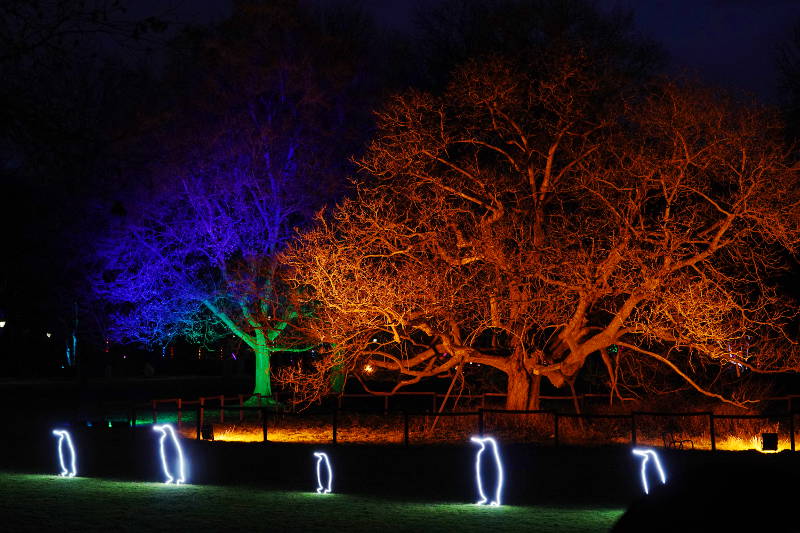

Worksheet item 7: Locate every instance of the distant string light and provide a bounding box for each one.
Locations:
[632,448,666,494]
[153,424,186,484]
[470,436,503,506]
[52,430,77,477]
[313,452,333,494]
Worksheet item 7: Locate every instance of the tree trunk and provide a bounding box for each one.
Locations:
[505,369,539,410]
[251,332,273,401]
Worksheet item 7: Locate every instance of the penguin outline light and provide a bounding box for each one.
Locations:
[313,452,333,494]
[632,447,666,494]
[470,436,503,506]
[153,424,186,484]
[52,429,77,477]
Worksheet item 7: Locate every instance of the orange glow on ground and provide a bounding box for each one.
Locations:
[713,435,791,453]
[176,420,794,451]
[178,423,405,443]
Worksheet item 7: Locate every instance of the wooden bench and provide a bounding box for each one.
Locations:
[662,432,694,449]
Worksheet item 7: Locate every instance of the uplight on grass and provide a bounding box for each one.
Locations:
[471,436,503,506]
[52,430,77,478]
[313,452,333,494]
[153,424,186,484]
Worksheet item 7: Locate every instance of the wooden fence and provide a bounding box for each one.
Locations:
[104,394,800,451]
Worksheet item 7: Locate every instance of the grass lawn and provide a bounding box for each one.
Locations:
[0,472,623,532]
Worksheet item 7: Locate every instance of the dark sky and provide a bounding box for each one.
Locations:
[608,0,800,101]
[367,0,800,102]
[143,0,800,102]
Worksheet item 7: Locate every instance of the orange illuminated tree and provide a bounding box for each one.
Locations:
[282,56,800,409]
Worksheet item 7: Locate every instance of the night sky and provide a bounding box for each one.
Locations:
[156,0,800,102]
[375,0,800,101]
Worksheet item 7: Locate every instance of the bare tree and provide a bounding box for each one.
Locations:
[282,56,800,409]
[93,1,374,400]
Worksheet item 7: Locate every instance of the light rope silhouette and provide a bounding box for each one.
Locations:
[313,452,333,493]
[52,430,77,477]
[153,424,186,484]
[632,448,666,494]
[470,436,503,506]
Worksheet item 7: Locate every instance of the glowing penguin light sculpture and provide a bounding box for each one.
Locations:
[470,436,503,506]
[632,447,666,494]
[153,424,186,484]
[52,429,77,477]
[313,452,333,494]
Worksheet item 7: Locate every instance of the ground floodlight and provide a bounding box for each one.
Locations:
[632,448,666,494]
[153,424,186,484]
[52,429,77,477]
[470,436,503,506]
[313,452,333,494]
[762,432,778,451]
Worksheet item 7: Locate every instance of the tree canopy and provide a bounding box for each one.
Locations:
[283,55,800,409]
[92,0,375,398]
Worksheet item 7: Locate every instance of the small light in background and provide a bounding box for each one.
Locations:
[0,321,6,328]
[46,332,52,338]
[363,364,374,374]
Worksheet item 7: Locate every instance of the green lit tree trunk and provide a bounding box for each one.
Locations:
[253,337,273,399]
[203,300,304,405]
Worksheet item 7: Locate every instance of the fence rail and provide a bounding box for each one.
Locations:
[95,394,800,451]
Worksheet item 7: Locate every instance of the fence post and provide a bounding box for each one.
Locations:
[152,400,157,424]
[709,413,716,451]
[553,412,559,447]
[791,413,795,452]
[130,404,137,440]
[384,396,389,415]
[177,398,182,427]
[199,397,205,433]
[404,410,409,446]
[261,407,268,443]
[631,413,637,446]
[481,393,486,410]
[332,408,338,444]
[478,408,485,436]
[239,394,244,422]
[220,395,225,424]
[196,405,201,441]
[432,393,437,413]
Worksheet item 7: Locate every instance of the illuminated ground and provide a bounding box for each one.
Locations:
[136,410,793,451]
[0,472,623,532]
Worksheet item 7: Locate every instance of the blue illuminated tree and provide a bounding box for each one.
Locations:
[95,137,319,399]
[93,1,376,399]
